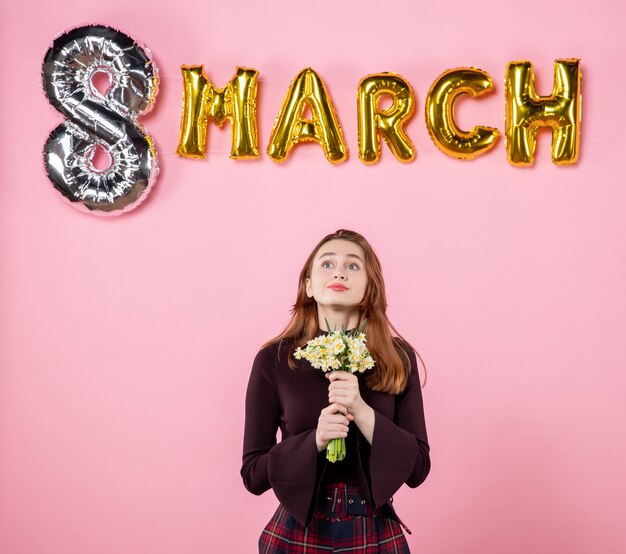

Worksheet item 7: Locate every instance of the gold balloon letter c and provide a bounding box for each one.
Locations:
[426,68,500,160]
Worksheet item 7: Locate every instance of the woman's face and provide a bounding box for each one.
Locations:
[305,239,368,313]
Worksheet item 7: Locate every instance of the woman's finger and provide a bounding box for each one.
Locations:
[322,402,348,415]
[327,371,357,382]
[325,413,351,425]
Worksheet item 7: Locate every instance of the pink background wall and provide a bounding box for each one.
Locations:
[1,0,625,552]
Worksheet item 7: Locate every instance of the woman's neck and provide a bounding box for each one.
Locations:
[317,307,361,332]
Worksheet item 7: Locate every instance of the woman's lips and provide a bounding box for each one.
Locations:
[328,284,348,291]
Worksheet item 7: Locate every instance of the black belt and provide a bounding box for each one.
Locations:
[318,483,376,518]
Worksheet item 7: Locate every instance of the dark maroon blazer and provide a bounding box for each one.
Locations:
[241,334,430,527]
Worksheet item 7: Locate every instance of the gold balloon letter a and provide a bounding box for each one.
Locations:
[426,68,500,160]
[357,73,416,164]
[505,59,581,166]
[268,68,347,164]
[177,66,259,159]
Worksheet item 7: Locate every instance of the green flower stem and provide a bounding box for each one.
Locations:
[327,436,346,463]
[328,438,340,462]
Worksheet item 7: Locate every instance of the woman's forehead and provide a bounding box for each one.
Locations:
[315,239,365,259]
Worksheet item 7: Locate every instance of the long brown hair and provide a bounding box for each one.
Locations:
[262,229,426,393]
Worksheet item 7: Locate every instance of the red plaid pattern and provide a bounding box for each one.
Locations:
[258,485,410,553]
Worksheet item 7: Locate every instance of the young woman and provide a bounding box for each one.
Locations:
[241,229,430,553]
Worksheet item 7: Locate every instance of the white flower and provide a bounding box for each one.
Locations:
[294,328,375,376]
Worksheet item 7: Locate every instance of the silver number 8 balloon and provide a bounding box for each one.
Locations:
[42,25,159,215]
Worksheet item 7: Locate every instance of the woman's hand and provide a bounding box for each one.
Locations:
[327,371,375,444]
[327,371,367,417]
[315,403,353,453]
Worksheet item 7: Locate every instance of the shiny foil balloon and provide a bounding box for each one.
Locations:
[357,73,416,164]
[177,66,259,159]
[505,59,581,166]
[268,68,347,164]
[42,25,159,215]
[425,68,499,160]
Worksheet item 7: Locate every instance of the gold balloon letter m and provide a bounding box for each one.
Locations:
[505,59,581,166]
[177,66,259,159]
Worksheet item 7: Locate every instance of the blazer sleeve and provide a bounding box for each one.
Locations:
[240,347,322,526]
[367,344,431,509]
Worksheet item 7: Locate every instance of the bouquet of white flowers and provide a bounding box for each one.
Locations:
[294,319,375,462]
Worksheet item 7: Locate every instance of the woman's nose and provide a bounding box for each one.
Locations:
[333,269,347,280]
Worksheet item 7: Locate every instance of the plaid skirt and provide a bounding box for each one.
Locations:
[258,483,410,553]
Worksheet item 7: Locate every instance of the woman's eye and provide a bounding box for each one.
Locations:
[347,263,359,270]
[321,261,333,268]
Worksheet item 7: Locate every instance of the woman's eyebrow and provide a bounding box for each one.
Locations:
[318,252,364,262]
